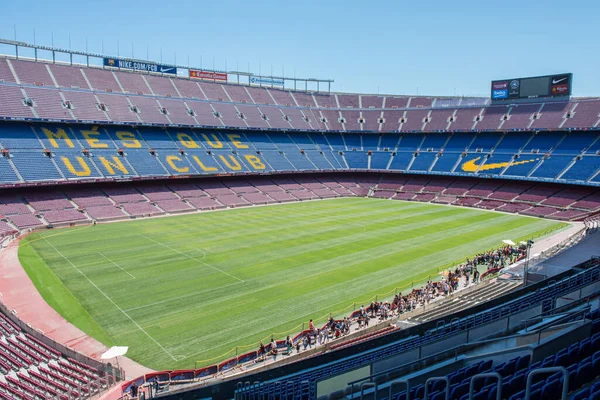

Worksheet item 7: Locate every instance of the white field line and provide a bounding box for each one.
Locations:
[40,236,177,361]
[138,234,245,283]
[97,252,135,279]
[123,281,243,313]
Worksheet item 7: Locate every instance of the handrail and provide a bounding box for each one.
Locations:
[359,382,377,400]
[388,379,409,400]
[469,372,502,400]
[525,367,568,400]
[424,376,450,400]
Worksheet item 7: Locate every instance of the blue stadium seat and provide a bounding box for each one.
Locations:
[388,152,414,171]
[290,133,319,151]
[323,133,346,151]
[460,389,488,400]
[575,361,593,388]
[344,151,368,169]
[593,319,600,335]
[508,389,525,400]
[344,133,362,150]
[580,339,591,358]
[559,370,577,392]
[487,386,498,400]
[465,362,482,379]
[138,128,179,149]
[501,359,518,377]
[11,151,63,181]
[541,379,561,400]
[591,391,600,400]
[430,152,461,172]
[554,352,569,367]
[529,380,544,395]
[529,361,542,370]
[593,334,600,353]
[450,383,469,400]
[408,152,436,171]
[431,379,447,393]
[571,388,589,400]
[305,151,336,170]
[479,360,493,373]
[285,151,318,170]
[529,388,542,400]
[0,123,44,148]
[561,155,600,181]
[0,157,20,182]
[125,150,169,176]
[567,363,579,373]
[515,355,530,372]
[413,383,424,399]
[370,152,392,170]
[509,373,526,395]
[530,156,574,179]
[592,358,600,381]
[469,132,503,152]
[259,150,296,171]
[450,370,465,385]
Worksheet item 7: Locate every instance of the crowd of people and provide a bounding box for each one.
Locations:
[255,244,524,363]
[463,244,525,272]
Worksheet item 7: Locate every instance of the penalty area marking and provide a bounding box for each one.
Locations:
[97,252,135,279]
[40,236,178,362]
[138,234,245,283]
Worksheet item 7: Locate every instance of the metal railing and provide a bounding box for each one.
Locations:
[469,372,502,400]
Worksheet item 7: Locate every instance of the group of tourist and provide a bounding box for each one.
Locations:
[463,244,524,272]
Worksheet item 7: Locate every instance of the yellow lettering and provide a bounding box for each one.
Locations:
[201,133,223,149]
[192,156,218,172]
[166,155,189,173]
[177,133,200,149]
[81,126,108,148]
[227,134,248,149]
[42,127,74,148]
[244,155,266,170]
[116,131,141,148]
[98,156,129,175]
[61,157,91,177]
[219,155,242,171]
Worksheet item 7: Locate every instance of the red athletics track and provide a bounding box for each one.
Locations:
[0,235,152,399]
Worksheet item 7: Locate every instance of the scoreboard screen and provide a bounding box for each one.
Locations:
[491,73,572,101]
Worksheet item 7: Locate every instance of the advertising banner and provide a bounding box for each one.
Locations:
[103,58,177,75]
[189,69,228,82]
[250,76,284,86]
[492,89,508,99]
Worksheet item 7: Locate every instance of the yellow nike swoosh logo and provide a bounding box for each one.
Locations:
[461,156,538,172]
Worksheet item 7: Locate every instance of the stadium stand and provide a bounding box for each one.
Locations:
[0,54,599,400]
[0,303,118,400]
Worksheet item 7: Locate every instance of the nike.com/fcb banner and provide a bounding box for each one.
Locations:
[103,58,177,75]
[189,69,228,82]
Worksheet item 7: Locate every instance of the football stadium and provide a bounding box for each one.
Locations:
[0,4,600,400]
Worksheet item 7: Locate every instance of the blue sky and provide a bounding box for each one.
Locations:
[0,0,597,97]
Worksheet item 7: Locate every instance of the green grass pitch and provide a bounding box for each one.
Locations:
[18,198,566,370]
